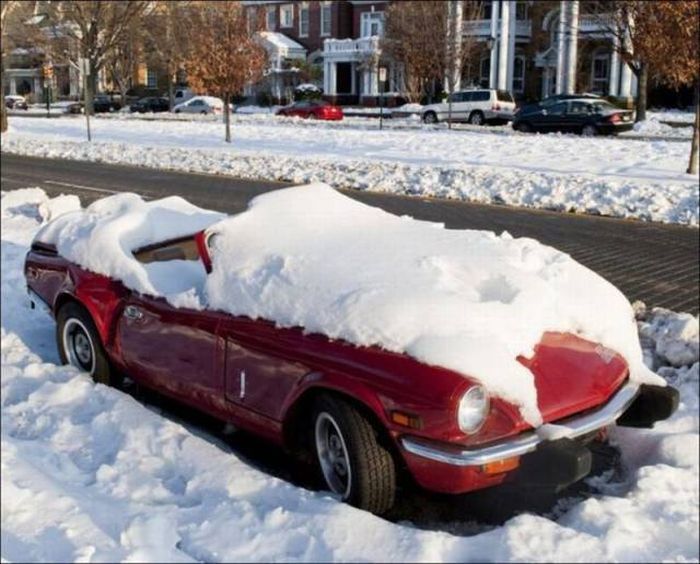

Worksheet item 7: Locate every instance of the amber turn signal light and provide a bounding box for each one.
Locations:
[390,411,422,429]
[482,456,520,475]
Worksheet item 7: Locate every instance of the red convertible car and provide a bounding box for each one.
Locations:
[276,100,344,121]
[24,187,678,516]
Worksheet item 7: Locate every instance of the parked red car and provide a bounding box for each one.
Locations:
[276,100,343,121]
[25,207,678,516]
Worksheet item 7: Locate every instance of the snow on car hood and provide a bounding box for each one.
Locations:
[34,192,225,297]
[33,184,662,425]
[205,184,662,425]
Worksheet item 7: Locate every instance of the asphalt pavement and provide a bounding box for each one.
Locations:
[2,153,698,313]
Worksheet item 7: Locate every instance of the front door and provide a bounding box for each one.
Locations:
[117,294,222,407]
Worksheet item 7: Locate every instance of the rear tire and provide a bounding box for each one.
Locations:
[582,124,597,136]
[468,111,485,125]
[56,302,116,386]
[312,395,396,515]
[422,111,438,124]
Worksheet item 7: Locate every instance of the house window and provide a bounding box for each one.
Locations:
[480,56,490,88]
[361,11,384,37]
[513,55,525,92]
[515,1,528,21]
[320,2,332,36]
[266,6,277,30]
[481,2,492,20]
[147,69,157,88]
[280,4,293,28]
[591,52,610,94]
[299,2,309,37]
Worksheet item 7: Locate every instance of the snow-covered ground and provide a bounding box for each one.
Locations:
[2,188,699,562]
[2,115,698,225]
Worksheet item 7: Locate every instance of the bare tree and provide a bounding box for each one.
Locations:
[185,1,267,143]
[104,25,142,106]
[382,2,447,104]
[588,1,669,122]
[1,0,29,133]
[647,1,699,174]
[143,1,193,110]
[43,1,148,115]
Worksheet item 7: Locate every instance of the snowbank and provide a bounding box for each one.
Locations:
[33,185,663,425]
[630,116,693,139]
[2,115,697,225]
[1,188,698,562]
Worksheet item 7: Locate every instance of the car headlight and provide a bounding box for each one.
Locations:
[458,385,489,433]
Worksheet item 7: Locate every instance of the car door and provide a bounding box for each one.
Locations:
[187,99,204,113]
[452,92,470,122]
[562,100,589,132]
[538,101,568,132]
[220,317,310,422]
[116,293,223,408]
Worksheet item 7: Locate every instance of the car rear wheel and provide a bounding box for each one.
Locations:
[582,124,598,136]
[468,111,485,126]
[423,111,438,124]
[174,109,180,114]
[313,395,396,515]
[57,302,115,386]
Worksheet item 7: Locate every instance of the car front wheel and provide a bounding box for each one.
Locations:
[422,111,438,124]
[313,395,396,515]
[57,302,115,386]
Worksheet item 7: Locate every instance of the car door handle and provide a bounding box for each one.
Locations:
[124,305,144,321]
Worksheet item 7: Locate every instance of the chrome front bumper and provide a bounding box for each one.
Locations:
[401,382,640,467]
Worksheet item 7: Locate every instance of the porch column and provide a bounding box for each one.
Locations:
[555,1,567,94]
[564,0,579,94]
[328,62,337,96]
[9,76,17,95]
[350,62,357,95]
[33,77,43,99]
[489,0,500,89]
[498,0,510,90]
[609,36,620,96]
[619,62,632,98]
[323,61,330,94]
[506,0,516,91]
[370,61,379,96]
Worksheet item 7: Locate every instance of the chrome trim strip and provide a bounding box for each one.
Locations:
[401,382,640,467]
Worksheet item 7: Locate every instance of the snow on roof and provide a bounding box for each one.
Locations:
[35,193,225,298]
[33,185,662,424]
[257,31,307,58]
[205,184,662,424]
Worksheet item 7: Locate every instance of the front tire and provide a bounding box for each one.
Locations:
[422,111,438,124]
[56,302,115,386]
[313,395,396,515]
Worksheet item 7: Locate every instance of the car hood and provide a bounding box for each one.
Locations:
[518,332,629,425]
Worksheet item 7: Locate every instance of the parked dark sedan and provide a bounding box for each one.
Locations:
[513,99,634,136]
[129,97,169,113]
[93,95,122,113]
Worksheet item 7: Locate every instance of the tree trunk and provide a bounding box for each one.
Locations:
[85,69,96,116]
[168,66,175,111]
[224,92,231,143]
[1,68,8,133]
[635,63,647,123]
[688,81,699,176]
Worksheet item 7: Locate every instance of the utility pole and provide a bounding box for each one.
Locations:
[80,58,91,141]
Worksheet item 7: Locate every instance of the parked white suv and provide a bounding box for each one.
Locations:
[422,89,516,125]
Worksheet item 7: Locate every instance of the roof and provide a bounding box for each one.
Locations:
[257,31,307,59]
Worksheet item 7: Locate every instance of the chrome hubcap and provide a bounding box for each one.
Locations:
[315,412,352,498]
[62,318,95,374]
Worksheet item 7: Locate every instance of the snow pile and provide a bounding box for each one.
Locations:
[636,302,700,369]
[200,184,661,425]
[2,188,699,562]
[631,116,693,139]
[3,115,697,225]
[35,193,224,300]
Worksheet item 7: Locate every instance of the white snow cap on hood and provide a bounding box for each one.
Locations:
[205,184,663,425]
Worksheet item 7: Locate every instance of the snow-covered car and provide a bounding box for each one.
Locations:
[422,89,516,125]
[5,95,28,110]
[24,184,678,516]
[173,96,224,115]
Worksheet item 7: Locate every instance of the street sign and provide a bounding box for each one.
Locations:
[378,67,387,83]
[79,58,90,76]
